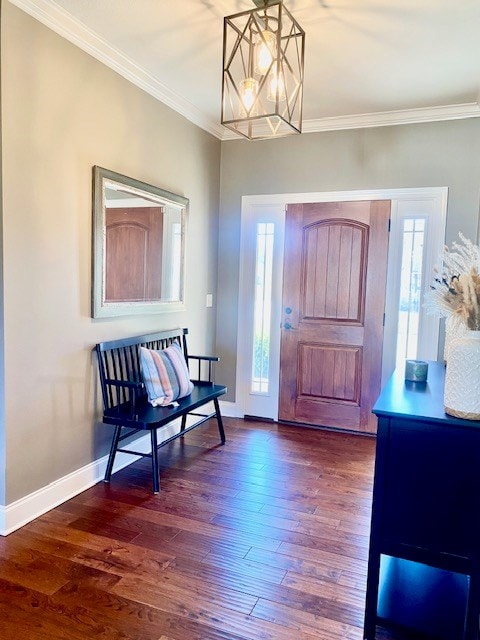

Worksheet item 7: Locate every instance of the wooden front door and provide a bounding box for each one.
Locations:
[279,201,390,433]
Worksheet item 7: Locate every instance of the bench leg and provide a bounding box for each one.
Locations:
[104,425,122,483]
[180,414,187,432]
[214,398,226,444]
[150,428,160,494]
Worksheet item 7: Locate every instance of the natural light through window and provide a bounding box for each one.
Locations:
[396,218,426,368]
[171,222,182,300]
[251,223,274,394]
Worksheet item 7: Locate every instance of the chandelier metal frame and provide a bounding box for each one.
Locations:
[221,0,305,140]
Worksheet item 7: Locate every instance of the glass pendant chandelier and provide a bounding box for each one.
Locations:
[221,0,305,140]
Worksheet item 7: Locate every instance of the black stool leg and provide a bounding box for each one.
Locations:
[150,428,160,494]
[104,425,122,483]
[214,398,226,444]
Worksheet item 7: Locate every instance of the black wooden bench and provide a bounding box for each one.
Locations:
[95,328,227,493]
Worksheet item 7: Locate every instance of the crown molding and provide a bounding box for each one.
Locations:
[8,0,226,139]
[221,102,480,140]
[301,102,480,134]
[9,0,480,142]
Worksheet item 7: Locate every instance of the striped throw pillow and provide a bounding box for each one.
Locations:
[139,341,194,407]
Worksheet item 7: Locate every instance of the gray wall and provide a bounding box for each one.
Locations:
[2,3,221,503]
[218,120,480,398]
[3,1,480,504]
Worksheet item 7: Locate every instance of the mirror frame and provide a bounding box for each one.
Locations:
[92,166,188,318]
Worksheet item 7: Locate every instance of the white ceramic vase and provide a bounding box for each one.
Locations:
[444,329,480,419]
[443,314,467,363]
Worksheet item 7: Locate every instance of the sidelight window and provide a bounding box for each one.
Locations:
[251,223,274,393]
[395,218,426,368]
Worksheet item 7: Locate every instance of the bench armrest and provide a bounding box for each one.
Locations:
[103,379,144,417]
[104,379,144,390]
[188,355,220,384]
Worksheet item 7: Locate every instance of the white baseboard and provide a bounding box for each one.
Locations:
[219,399,243,418]
[0,432,154,536]
[0,405,242,536]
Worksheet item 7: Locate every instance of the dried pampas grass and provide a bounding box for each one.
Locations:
[425,233,480,331]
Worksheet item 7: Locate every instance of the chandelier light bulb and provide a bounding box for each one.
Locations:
[239,77,258,113]
[255,30,276,75]
[267,64,286,102]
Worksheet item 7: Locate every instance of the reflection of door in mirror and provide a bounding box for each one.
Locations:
[105,207,163,302]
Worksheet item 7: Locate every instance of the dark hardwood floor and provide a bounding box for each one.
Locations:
[0,418,410,639]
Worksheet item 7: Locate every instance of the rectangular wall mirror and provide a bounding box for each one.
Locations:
[92,166,188,318]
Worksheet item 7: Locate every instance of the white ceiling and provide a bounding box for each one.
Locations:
[11,0,480,139]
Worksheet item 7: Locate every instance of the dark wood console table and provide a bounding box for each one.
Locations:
[364,361,480,639]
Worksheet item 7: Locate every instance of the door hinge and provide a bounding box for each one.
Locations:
[388,218,391,232]
[383,312,386,326]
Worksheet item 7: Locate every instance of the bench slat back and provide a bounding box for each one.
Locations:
[95,328,189,411]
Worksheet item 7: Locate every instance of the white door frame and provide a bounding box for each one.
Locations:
[236,187,448,420]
